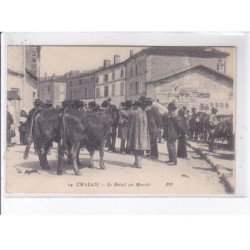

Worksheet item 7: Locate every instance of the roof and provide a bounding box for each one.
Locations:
[40,74,67,83]
[7,90,21,101]
[126,46,230,62]
[147,64,233,88]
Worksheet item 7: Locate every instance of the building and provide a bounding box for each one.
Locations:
[38,74,67,107]
[66,70,95,103]
[7,46,40,127]
[94,55,126,106]
[124,47,230,101]
[146,65,234,114]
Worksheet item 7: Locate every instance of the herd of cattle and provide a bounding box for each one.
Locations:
[21,99,234,176]
[23,100,117,176]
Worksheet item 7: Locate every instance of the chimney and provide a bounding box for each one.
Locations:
[130,50,133,57]
[103,59,111,68]
[114,55,120,64]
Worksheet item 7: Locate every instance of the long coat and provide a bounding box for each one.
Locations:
[162,112,180,140]
[146,105,162,142]
[126,107,150,151]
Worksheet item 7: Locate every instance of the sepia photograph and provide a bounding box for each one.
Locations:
[5,44,236,196]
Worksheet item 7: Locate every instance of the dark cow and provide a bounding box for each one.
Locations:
[24,108,61,170]
[57,109,114,175]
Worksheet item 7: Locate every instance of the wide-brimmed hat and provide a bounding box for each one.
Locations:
[125,100,133,107]
[133,100,142,107]
[34,99,43,107]
[168,102,177,110]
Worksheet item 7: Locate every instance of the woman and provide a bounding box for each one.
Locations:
[177,109,189,159]
[126,100,150,168]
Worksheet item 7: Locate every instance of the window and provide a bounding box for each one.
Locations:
[91,77,95,83]
[215,103,219,108]
[79,79,83,85]
[225,103,229,109]
[112,84,115,97]
[199,103,205,110]
[120,69,124,78]
[112,72,115,80]
[135,82,139,94]
[96,76,99,83]
[130,83,133,95]
[220,103,224,108]
[130,67,133,78]
[104,85,109,97]
[69,81,72,87]
[48,85,52,94]
[84,87,88,99]
[135,65,138,75]
[33,91,36,101]
[96,87,100,98]
[104,74,109,82]
[120,82,125,96]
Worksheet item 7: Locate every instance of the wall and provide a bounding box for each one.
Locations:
[152,71,233,115]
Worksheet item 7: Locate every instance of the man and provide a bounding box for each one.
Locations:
[126,100,150,168]
[7,108,14,147]
[189,107,197,141]
[107,104,119,153]
[177,109,189,159]
[117,102,128,154]
[208,107,219,152]
[145,98,162,159]
[162,102,180,165]
[27,99,43,122]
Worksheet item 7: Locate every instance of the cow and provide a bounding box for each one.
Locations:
[23,100,85,170]
[57,108,114,175]
[23,107,61,170]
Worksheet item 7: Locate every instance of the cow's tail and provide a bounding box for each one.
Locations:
[23,109,40,159]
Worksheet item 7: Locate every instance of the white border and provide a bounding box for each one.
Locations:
[1,32,249,214]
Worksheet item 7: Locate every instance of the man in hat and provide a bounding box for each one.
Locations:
[126,100,150,168]
[208,107,219,152]
[145,98,162,159]
[162,102,180,165]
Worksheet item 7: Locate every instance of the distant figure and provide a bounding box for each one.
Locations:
[177,109,189,159]
[162,102,180,165]
[189,107,197,141]
[118,102,128,154]
[208,108,219,152]
[7,109,14,147]
[126,100,150,168]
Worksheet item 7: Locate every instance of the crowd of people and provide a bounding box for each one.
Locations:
[7,96,233,169]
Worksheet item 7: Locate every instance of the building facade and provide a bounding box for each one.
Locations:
[124,47,229,102]
[38,75,67,108]
[66,70,95,103]
[7,46,40,128]
[147,65,234,114]
[95,55,126,106]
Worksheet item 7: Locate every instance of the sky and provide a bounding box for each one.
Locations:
[39,46,235,78]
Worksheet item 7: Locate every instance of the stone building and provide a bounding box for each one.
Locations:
[146,65,234,114]
[94,55,126,106]
[7,46,40,126]
[66,70,95,103]
[38,74,67,108]
[124,47,229,101]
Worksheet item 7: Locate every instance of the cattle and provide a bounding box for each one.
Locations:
[23,107,61,170]
[57,108,114,175]
[23,100,85,170]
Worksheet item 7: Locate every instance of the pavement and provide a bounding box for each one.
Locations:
[4,139,231,196]
[187,140,235,193]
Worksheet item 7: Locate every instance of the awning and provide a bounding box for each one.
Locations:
[7,90,21,101]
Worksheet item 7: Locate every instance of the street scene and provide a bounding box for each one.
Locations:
[6,45,235,195]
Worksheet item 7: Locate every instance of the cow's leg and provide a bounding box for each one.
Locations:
[87,145,94,168]
[41,143,51,170]
[67,144,73,164]
[57,140,63,175]
[76,145,83,167]
[71,141,81,176]
[99,140,106,170]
